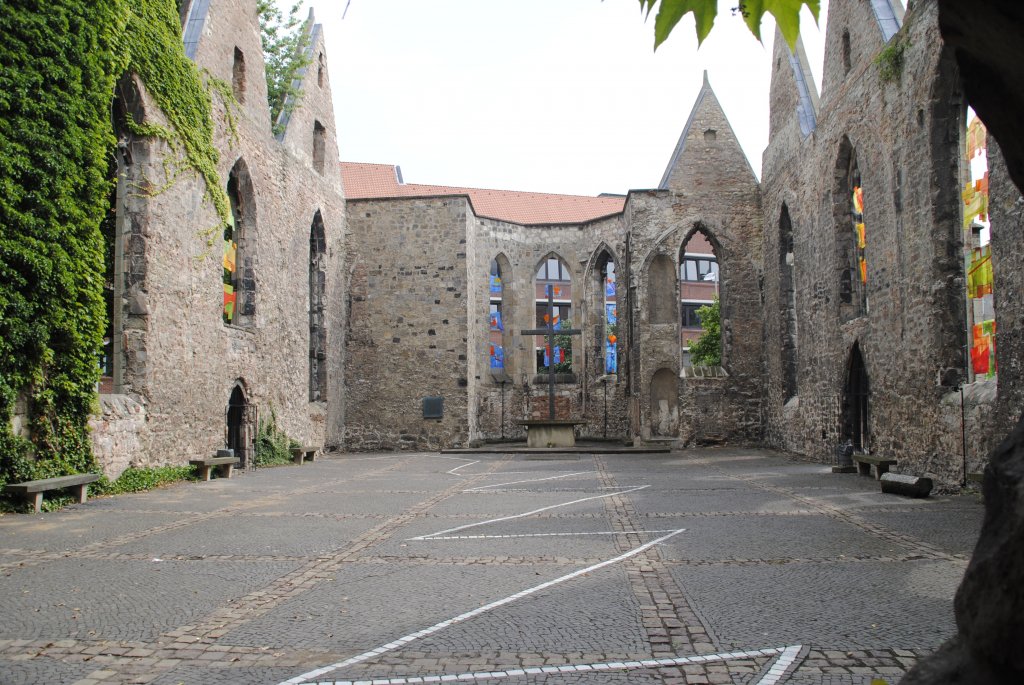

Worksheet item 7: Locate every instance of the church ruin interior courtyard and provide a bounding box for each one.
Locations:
[3,0,1024,683]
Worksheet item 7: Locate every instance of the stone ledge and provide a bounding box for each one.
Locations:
[680,365,728,379]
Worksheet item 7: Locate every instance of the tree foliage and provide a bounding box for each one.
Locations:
[258,1,312,135]
[638,0,820,49]
[689,298,722,367]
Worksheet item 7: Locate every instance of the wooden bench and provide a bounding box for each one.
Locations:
[853,454,897,480]
[290,445,321,465]
[4,474,101,513]
[189,456,239,481]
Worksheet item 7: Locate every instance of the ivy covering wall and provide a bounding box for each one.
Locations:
[0,0,227,487]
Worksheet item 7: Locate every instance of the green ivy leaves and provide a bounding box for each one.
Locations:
[0,0,232,489]
[638,0,820,49]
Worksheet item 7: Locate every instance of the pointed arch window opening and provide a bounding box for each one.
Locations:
[309,213,327,401]
[313,121,326,174]
[489,258,507,373]
[841,30,852,75]
[963,110,996,380]
[850,158,869,315]
[780,204,798,400]
[224,162,255,327]
[223,182,240,324]
[232,47,246,103]
[679,230,720,367]
[599,256,618,375]
[836,140,867,320]
[100,97,132,394]
[535,256,572,374]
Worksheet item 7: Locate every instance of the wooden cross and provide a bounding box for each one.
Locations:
[520,285,581,420]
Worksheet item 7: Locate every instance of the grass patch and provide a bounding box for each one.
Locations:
[874,38,909,84]
[254,409,299,467]
[93,465,198,496]
[0,464,199,514]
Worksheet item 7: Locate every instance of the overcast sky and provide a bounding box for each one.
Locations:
[291,0,829,196]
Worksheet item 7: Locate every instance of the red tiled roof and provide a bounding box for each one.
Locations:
[341,162,624,226]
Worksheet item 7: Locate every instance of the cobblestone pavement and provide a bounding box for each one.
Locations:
[0,449,982,684]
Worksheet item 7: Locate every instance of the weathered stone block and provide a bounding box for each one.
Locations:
[880,472,933,498]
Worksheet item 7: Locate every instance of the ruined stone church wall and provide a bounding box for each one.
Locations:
[621,75,765,447]
[342,197,471,450]
[95,0,345,472]
[467,215,630,444]
[987,142,1024,447]
[625,184,764,445]
[759,0,1016,483]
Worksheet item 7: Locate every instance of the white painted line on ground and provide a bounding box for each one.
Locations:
[302,645,802,684]
[446,460,479,476]
[408,485,649,540]
[339,453,458,462]
[424,529,681,540]
[277,529,686,685]
[753,644,804,685]
[463,471,593,491]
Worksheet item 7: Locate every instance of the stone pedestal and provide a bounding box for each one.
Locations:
[516,420,584,448]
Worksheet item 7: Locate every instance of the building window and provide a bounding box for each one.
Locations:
[680,303,705,328]
[317,52,325,88]
[537,256,570,281]
[680,256,719,283]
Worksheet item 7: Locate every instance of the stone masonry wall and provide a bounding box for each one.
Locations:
[466,214,631,444]
[89,395,147,480]
[988,141,1024,445]
[759,0,1021,485]
[624,78,764,445]
[93,0,345,472]
[343,197,470,450]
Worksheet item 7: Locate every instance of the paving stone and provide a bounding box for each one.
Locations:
[0,450,983,684]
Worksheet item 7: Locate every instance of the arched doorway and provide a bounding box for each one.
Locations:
[842,344,869,451]
[650,368,678,437]
[226,383,254,469]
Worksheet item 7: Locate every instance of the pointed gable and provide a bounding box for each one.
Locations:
[187,0,272,132]
[659,72,758,194]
